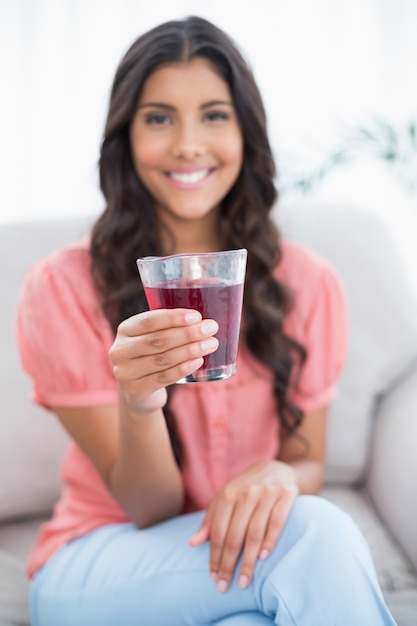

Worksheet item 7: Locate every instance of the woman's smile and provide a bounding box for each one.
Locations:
[165,167,215,187]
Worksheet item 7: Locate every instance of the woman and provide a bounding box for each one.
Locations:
[17,15,396,626]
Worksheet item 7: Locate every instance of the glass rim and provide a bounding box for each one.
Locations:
[136,248,247,265]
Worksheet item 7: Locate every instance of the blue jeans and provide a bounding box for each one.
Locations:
[30,495,396,625]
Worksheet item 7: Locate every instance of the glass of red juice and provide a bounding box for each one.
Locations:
[137,249,247,383]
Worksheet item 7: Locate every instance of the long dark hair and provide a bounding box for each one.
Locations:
[90,16,306,463]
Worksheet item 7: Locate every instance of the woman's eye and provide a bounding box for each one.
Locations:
[204,110,229,122]
[145,113,171,125]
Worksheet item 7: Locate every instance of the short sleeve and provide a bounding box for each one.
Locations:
[16,246,119,408]
[284,247,347,414]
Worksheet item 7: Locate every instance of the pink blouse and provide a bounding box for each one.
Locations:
[16,238,346,578]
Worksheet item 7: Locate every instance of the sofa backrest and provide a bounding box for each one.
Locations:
[278,203,417,484]
[1,205,417,523]
[0,217,93,523]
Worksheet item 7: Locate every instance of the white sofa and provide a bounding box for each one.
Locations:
[1,203,417,625]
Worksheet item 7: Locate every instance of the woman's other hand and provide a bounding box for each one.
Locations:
[189,460,299,593]
[109,308,219,412]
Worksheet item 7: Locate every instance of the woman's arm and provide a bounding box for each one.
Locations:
[52,402,185,527]
[51,307,219,528]
[278,405,328,495]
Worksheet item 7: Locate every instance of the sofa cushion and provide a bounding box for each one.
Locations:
[382,590,417,626]
[323,487,417,593]
[366,365,417,570]
[0,550,30,626]
[323,487,417,626]
[279,203,417,484]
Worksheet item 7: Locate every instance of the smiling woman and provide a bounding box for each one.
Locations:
[16,15,396,626]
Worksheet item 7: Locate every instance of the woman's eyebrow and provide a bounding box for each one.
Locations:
[201,100,234,109]
[137,102,176,110]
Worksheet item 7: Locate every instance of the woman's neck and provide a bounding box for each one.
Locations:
[159,211,225,255]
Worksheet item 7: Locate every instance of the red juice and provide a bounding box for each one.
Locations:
[144,279,244,375]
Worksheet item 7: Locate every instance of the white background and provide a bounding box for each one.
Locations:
[1,0,416,275]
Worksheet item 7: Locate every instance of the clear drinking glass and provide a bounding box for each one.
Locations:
[137,249,247,383]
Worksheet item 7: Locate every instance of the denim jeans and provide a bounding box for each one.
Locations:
[30,495,396,625]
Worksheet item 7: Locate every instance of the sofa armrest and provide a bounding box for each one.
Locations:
[366,364,417,570]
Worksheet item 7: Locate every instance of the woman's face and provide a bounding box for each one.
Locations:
[129,57,243,228]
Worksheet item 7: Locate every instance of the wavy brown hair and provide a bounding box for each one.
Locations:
[90,16,306,463]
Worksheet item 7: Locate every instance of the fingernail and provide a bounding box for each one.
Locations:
[201,321,218,335]
[201,337,218,350]
[259,549,269,560]
[238,574,249,589]
[188,358,203,370]
[210,571,218,582]
[217,579,228,593]
[185,312,201,323]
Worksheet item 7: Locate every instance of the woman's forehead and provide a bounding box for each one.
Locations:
[139,58,232,103]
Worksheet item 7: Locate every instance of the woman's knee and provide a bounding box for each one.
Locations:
[287,495,369,556]
[290,494,356,528]
[258,497,392,625]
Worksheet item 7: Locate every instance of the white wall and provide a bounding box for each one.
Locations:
[1,0,416,262]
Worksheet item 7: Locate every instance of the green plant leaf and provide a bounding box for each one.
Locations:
[285,116,417,196]
[382,151,397,161]
[409,122,417,147]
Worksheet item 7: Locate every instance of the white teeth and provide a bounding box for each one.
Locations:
[169,169,210,184]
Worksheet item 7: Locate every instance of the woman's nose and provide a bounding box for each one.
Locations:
[171,123,206,159]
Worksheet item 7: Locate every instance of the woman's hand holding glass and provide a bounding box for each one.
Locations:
[109,308,219,412]
[189,460,299,593]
